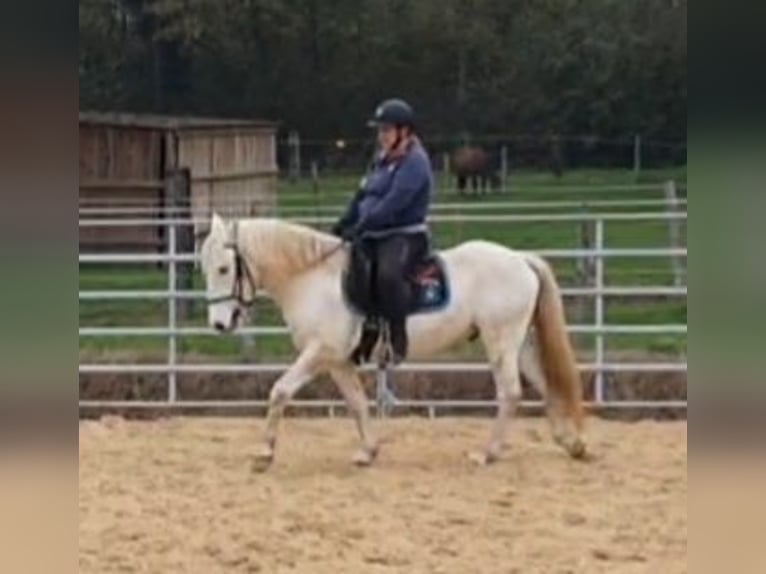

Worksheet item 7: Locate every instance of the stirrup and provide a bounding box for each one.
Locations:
[374,324,399,416]
[376,322,405,368]
[376,323,391,369]
[375,365,398,416]
[384,343,404,366]
[350,316,381,365]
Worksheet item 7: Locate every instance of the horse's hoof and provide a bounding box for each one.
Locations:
[567,438,588,460]
[251,447,274,473]
[352,444,379,467]
[252,454,273,473]
[555,434,588,461]
[467,450,497,466]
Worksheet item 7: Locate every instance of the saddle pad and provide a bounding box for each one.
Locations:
[409,254,450,314]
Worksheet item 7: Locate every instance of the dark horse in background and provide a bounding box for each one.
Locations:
[452,146,500,194]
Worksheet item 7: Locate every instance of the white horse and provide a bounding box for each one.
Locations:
[200,214,586,471]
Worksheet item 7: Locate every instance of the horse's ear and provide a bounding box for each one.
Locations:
[211,212,225,236]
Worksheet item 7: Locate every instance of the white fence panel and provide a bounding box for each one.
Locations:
[79,203,687,413]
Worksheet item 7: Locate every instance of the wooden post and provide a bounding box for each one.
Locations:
[442,152,450,194]
[311,161,319,189]
[165,168,193,320]
[664,180,686,286]
[550,134,563,178]
[288,130,301,182]
[633,134,642,181]
[500,145,509,194]
[311,161,321,224]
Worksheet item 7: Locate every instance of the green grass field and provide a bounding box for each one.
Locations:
[80,167,687,363]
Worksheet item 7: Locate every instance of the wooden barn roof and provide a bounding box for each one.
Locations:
[79,111,277,131]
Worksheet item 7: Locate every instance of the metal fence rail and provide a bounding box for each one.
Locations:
[78,210,687,228]
[79,325,686,337]
[79,362,687,374]
[79,247,686,265]
[78,197,687,216]
[78,285,688,301]
[76,181,686,208]
[79,209,687,413]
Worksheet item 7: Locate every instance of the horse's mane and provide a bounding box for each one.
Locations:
[240,218,344,287]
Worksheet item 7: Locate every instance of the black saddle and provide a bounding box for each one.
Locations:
[343,251,449,316]
[342,249,450,364]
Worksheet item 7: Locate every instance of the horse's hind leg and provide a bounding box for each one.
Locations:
[471,328,525,465]
[519,336,585,458]
[330,364,379,466]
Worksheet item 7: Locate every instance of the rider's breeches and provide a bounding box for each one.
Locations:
[370,232,429,355]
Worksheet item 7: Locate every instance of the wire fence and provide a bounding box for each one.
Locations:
[277,133,687,183]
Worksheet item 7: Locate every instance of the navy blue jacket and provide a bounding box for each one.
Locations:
[338,139,433,234]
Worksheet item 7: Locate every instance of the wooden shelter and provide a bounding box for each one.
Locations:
[79,112,278,252]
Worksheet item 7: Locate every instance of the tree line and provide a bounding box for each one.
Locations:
[80,0,686,154]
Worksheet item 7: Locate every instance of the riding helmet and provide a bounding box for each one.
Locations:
[367,98,415,129]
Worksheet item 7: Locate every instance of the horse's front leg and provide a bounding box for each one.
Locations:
[470,330,524,465]
[330,364,379,466]
[252,343,322,472]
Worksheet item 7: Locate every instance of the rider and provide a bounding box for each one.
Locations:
[332,98,434,363]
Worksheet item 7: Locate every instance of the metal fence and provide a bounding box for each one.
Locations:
[79,203,687,415]
[278,133,687,184]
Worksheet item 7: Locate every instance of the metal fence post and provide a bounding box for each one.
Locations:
[167,217,178,404]
[576,207,595,336]
[664,180,686,287]
[166,169,193,320]
[594,219,605,405]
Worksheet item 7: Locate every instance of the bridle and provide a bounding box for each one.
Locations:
[205,220,348,309]
[206,221,258,308]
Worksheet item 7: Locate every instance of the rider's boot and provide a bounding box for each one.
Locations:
[351,316,380,365]
[389,317,408,365]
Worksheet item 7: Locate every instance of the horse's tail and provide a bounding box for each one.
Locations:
[524,253,585,433]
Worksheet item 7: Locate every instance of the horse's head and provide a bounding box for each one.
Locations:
[199,213,258,333]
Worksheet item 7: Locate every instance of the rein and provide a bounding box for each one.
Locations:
[312,238,347,267]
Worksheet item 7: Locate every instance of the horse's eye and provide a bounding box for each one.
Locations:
[218,265,229,276]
